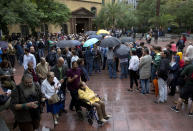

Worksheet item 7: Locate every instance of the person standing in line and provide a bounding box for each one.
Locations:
[106,47,117,79]
[85,47,94,76]
[139,48,152,94]
[128,50,139,91]
[155,50,170,103]
[23,48,36,70]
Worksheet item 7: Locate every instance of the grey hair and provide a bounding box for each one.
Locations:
[22,74,33,81]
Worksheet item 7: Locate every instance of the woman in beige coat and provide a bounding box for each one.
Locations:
[139,48,152,94]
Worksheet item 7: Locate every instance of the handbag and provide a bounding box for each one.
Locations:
[48,86,60,105]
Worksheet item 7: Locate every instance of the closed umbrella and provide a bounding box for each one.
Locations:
[120,37,134,43]
[88,35,103,40]
[114,44,130,58]
[0,41,8,48]
[100,37,121,48]
[85,31,96,35]
[96,29,110,35]
[56,40,81,48]
[83,38,99,47]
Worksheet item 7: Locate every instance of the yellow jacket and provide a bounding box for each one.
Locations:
[78,86,100,104]
[177,52,183,60]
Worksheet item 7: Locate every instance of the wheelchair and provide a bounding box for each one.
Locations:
[79,99,104,126]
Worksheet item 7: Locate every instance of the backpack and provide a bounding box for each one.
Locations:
[46,53,56,66]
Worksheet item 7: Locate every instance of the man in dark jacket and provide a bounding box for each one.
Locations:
[46,46,57,67]
[51,57,68,113]
[10,74,44,131]
[171,59,193,116]
[155,50,170,103]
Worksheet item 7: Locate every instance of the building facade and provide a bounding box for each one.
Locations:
[7,0,114,35]
[119,0,138,8]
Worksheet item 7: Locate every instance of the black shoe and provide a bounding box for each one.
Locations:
[77,111,84,120]
[168,93,175,96]
[170,106,179,112]
[188,112,193,117]
[63,109,68,113]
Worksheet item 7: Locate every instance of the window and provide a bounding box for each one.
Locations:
[102,0,105,5]
[41,24,48,35]
[91,7,97,16]
[61,24,68,34]
[20,25,29,37]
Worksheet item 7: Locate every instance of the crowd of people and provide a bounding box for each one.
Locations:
[0,32,193,131]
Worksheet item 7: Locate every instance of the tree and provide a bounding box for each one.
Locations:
[0,0,40,35]
[136,0,178,30]
[96,2,137,29]
[35,0,70,25]
[0,0,70,35]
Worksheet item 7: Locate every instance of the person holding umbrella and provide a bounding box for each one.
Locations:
[107,47,117,79]
[85,47,94,76]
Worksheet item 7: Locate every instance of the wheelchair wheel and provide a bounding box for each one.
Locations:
[88,118,93,125]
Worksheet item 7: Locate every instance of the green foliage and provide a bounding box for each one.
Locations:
[136,0,193,30]
[0,0,70,34]
[96,2,137,29]
[35,0,70,24]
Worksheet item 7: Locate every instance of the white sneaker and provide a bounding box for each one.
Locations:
[54,120,58,125]
[100,119,107,123]
[104,114,112,120]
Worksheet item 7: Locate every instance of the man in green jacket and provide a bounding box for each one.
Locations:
[171,58,193,116]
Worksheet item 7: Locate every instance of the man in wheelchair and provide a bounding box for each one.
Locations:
[78,82,111,123]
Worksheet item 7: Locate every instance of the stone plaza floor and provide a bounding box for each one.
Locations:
[1,62,193,131]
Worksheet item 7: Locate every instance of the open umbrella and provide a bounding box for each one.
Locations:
[96,29,110,35]
[56,40,81,48]
[88,34,103,40]
[114,44,130,58]
[182,33,190,37]
[83,38,99,47]
[85,31,96,35]
[0,41,8,48]
[120,37,134,43]
[100,37,121,48]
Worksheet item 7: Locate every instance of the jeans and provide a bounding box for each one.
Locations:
[141,79,150,94]
[158,78,167,102]
[18,55,23,65]
[129,70,138,88]
[94,60,101,72]
[120,62,128,79]
[115,57,119,71]
[107,59,116,78]
[86,59,93,75]
[102,56,107,70]
[151,66,157,81]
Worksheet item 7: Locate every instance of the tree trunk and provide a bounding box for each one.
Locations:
[156,0,160,16]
